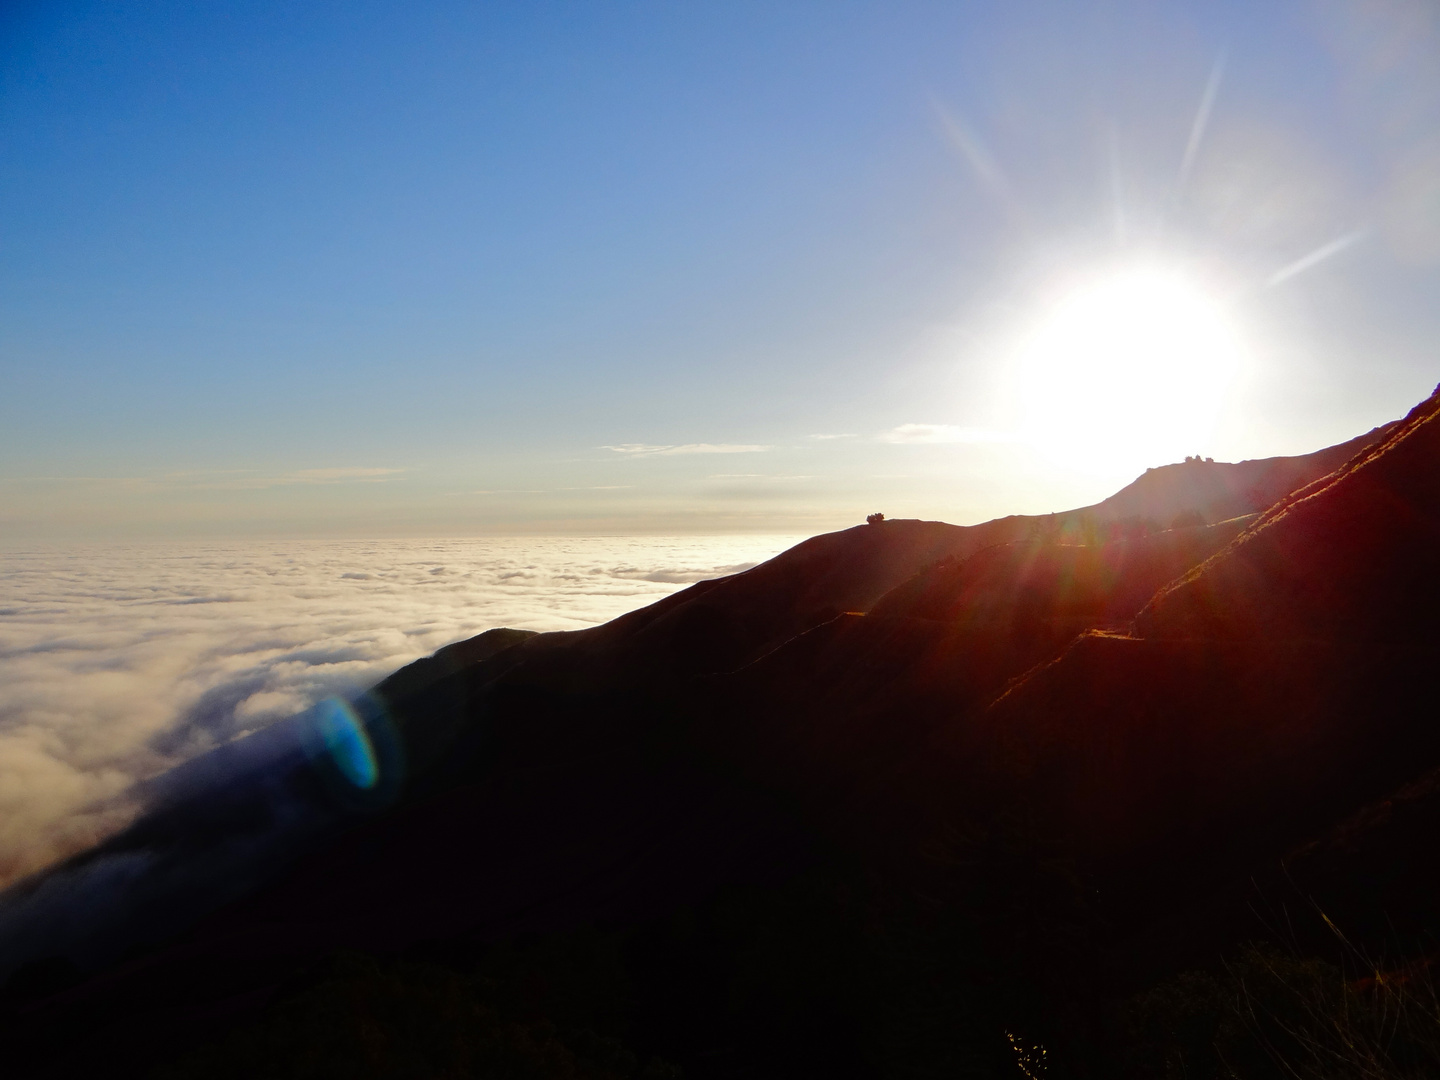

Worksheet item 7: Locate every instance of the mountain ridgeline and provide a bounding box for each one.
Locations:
[6,391,1440,1079]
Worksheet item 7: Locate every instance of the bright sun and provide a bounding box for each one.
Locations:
[1016,266,1245,473]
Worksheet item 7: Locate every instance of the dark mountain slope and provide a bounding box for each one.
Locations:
[158,408,1423,967]
[926,386,1440,972]
[1281,760,1440,948]
[1,402,1429,1078]
[373,428,1391,800]
[675,520,1254,840]
[868,516,1252,631]
[974,635,1435,885]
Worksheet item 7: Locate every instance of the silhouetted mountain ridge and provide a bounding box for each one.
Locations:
[5,392,1440,1079]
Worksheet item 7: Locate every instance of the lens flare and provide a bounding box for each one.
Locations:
[312,696,380,791]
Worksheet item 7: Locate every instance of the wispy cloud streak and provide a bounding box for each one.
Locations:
[602,443,771,457]
[934,104,1024,222]
[1266,230,1367,287]
[1178,51,1226,188]
[879,424,1019,445]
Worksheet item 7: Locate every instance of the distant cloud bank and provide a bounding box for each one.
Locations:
[602,443,772,456]
[0,535,800,890]
[879,424,1019,445]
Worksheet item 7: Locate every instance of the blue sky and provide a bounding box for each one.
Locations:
[3,1,1437,537]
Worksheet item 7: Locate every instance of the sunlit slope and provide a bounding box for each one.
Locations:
[954,384,1440,937]
[677,519,1256,827]
[422,422,1396,704]
[1088,420,1394,527]
[1136,389,1440,641]
[868,519,1252,631]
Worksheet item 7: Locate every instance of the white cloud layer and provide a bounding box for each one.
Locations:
[879,424,1019,444]
[602,443,772,456]
[0,535,800,889]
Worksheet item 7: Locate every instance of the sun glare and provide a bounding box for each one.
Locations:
[1016,266,1245,474]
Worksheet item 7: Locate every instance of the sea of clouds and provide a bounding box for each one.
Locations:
[0,535,802,891]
